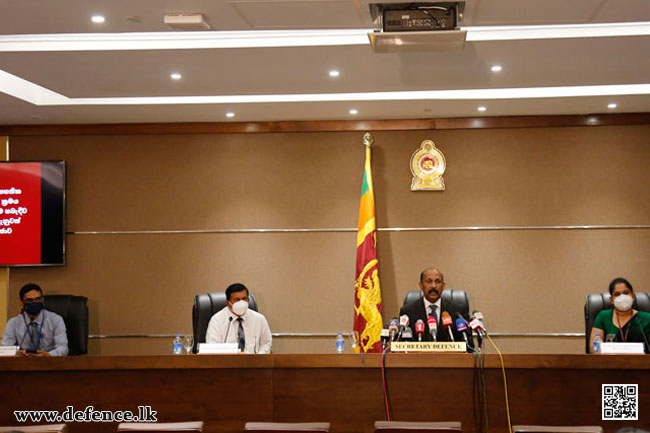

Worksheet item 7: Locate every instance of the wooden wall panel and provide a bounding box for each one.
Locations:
[5,124,650,354]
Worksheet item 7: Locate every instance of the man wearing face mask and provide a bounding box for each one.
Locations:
[1,283,68,357]
[399,267,471,343]
[590,277,650,354]
[205,283,272,354]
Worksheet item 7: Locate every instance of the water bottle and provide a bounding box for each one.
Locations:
[173,334,183,355]
[593,333,602,354]
[335,332,345,354]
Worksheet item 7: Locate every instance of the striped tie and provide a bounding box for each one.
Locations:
[30,321,39,350]
[237,318,246,352]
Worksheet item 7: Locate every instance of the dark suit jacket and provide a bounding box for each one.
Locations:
[399,296,473,346]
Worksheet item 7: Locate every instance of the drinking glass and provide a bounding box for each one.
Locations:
[349,331,360,352]
[183,335,194,354]
[606,334,616,343]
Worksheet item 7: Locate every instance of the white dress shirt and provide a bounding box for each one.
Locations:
[1,310,68,356]
[205,306,272,354]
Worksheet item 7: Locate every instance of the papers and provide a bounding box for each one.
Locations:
[0,345,18,356]
[601,342,645,354]
[198,343,239,354]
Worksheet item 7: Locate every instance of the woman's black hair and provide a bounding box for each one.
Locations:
[608,277,633,295]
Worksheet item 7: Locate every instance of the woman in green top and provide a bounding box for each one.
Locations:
[590,277,650,354]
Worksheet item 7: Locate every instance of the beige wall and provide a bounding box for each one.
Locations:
[5,125,650,354]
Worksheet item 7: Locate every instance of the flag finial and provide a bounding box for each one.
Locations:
[363,132,374,147]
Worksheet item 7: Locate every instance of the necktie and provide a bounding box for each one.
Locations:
[430,304,438,322]
[237,318,246,352]
[30,321,39,350]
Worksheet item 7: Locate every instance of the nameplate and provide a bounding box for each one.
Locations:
[601,342,645,354]
[0,346,18,356]
[198,343,239,354]
[391,342,467,353]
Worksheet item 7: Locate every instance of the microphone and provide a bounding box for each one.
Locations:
[388,317,399,342]
[455,317,469,344]
[632,314,650,354]
[455,313,474,350]
[380,326,390,350]
[470,310,488,335]
[427,315,438,342]
[469,311,486,348]
[398,314,410,340]
[441,311,454,342]
[415,319,425,342]
[223,317,234,343]
[474,310,487,331]
[402,328,413,341]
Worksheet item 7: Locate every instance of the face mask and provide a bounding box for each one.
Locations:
[614,294,633,312]
[231,300,249,316]
[24,302,43,316]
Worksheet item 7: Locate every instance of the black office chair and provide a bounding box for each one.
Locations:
[192,291,258,353]
[584,291,650,353]
[43,294,89,356]
[402,289,470,318]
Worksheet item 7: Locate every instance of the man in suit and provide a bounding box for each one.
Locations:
[399,267,471,344]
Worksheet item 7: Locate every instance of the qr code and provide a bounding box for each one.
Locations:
[602,384,638,420]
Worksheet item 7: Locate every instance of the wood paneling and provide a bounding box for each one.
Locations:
[4,124,650,355]
[1,113,650,136]
[0,354,647,433]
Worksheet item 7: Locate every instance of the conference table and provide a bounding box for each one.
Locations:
[1,353,648,433]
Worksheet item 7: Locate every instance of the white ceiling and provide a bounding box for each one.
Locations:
[1,0,649,125]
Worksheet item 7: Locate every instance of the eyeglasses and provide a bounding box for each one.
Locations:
[23,296,44,304]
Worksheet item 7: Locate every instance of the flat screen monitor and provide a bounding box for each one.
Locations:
[0,160,66,266]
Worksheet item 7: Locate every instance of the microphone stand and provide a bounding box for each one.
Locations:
[223,317,233,343]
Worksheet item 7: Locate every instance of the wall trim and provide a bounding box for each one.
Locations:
[88,332,585,339]
[67,224,650,235]
[2,113,650,136]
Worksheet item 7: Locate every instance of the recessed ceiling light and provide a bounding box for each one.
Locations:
[478,106,487,112]
[491,65,502,72]
[349,108,358,115]
[226,112,235,118]
[329,70,340,77]
[170,73,182,80]
[91,15,105,24]
[607,102,617,109]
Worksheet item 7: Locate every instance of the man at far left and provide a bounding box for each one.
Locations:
[2,283,68,356]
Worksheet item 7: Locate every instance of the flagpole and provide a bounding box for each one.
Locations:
[354,131,383,353]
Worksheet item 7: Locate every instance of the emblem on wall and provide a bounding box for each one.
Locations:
[410,140,446,191]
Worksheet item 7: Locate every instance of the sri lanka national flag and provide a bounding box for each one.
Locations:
[353,140,383,353]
